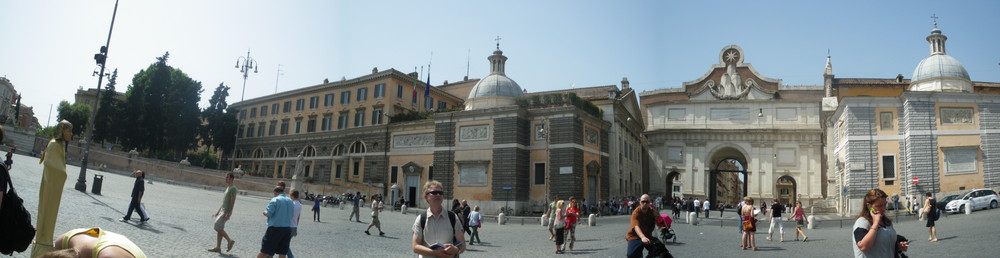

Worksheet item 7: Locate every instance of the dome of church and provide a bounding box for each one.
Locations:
[908,23,972,92]
[468,74,524,99]
[912,54,969,82]
[465,45,525,110]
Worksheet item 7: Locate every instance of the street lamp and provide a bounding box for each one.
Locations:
[540,118,551,203]
[382,112,392,198]
[75,0,120,192]
[229,50,258,169]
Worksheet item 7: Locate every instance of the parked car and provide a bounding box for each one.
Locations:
[936,195,960,212]
[944,189,999,213]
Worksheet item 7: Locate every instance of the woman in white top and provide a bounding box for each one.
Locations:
[467,206,483,245]
[852,189,908,258]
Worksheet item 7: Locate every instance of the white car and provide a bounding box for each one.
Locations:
[944,189,999,213]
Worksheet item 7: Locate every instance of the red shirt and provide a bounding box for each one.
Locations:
[566,207,579,224]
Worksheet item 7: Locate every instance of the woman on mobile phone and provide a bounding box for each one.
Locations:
[852,189,909,258]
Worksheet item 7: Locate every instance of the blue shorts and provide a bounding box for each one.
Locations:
[260,227,292,255]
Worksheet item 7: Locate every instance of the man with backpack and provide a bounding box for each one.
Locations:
[411,180,465,258]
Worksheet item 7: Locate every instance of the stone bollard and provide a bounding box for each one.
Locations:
[965,203,972,215]
[588,213,597,226]
[499,213,507,225]
[541,214,549,226]
[807,215,816,229]
[688,212,698,225]
[340,202,345,210]
[401,204,408,214]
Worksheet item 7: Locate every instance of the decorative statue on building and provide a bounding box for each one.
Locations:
[291,154,305,190]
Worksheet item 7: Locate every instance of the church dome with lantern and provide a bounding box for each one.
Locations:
[465,46,524,110]
[909,23,972,92]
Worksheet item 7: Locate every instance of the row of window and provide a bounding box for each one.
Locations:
[238,108,386,138]
[239,83,452,120]
[877,107,975,131]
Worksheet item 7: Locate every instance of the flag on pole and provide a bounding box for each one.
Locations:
[424,65,431,97]
[412,66,419,101]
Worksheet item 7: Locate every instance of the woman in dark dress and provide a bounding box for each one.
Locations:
[924,192,938,242]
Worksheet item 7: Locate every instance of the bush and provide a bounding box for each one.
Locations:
[186,149,219,169]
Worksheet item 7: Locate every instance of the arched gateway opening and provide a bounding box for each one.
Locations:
[708,147,748,207]
[665,171,681,199]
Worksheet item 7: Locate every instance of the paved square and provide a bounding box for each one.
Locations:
[7,154,1000,257]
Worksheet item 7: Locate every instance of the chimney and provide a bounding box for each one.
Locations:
[372,67,378,74]
[323,78,329,84]
[464,75,469,81]
[443,80,448,85]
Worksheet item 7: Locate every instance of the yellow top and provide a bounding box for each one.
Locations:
[61,228,146,258]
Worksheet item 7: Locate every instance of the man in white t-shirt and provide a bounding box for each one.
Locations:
[366,194,385,236]
[702,199,711,218]
[693,199,702,217]
[286,189,302,258]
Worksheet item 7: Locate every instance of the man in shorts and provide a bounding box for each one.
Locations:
[257,184,294,258]
[208,172,237,253]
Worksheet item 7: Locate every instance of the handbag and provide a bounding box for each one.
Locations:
[741,218,754,231]
[0,171,36,255]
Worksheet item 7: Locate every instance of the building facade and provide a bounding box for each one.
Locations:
[230,46,639,213]
[641,45,827,208]
[828,24,1000,215]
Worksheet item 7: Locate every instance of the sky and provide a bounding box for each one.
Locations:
[2,0,999,128]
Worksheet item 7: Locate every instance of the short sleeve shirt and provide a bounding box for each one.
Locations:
[221,185,237,213]
[851,218,896,258]
[265,194,294,227]
[412,209,462,250]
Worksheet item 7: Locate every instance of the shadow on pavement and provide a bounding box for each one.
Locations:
[753,246,786,251]
[936,236,958,241]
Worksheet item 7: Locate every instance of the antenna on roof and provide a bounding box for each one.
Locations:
[466,49,471,79]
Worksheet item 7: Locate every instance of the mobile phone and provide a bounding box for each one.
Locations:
[429,243,444,250]
[453,241,465,247]
[868,207,878,215]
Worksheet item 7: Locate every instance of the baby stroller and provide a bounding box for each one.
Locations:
[646,237,674,258]
[659,228,677,243]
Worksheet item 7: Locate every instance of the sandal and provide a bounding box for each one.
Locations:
[226,240,235,252]
[207,248,221,253]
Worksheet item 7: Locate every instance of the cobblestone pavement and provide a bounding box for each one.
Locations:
[7,154,1000,257]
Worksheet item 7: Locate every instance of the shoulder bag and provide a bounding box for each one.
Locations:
[0,169,36,255]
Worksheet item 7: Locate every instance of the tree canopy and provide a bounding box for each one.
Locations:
[118,52,204,159]
[56,100,90,137]
[200,83,237,155]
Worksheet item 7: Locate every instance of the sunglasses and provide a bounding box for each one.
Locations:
[425,190,444,196]
[641,200,651,204]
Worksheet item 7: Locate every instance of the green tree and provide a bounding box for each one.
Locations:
[93,69,122,144]
[56,100,91,137]
[201,83,233,151]
[120,52,204,158]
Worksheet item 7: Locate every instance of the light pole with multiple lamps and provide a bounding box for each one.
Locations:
[75,0,120,192]
[229,50,257,169]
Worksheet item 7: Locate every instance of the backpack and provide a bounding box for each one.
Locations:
[418,210,458,244]
[0,166,35,255]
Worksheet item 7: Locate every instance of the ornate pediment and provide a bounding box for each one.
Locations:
[685,45,780,100]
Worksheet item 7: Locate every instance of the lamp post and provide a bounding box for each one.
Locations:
[75,0,120,192]
[382,112,392,198]
[229,50,258,169]
[540,118,551,203]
